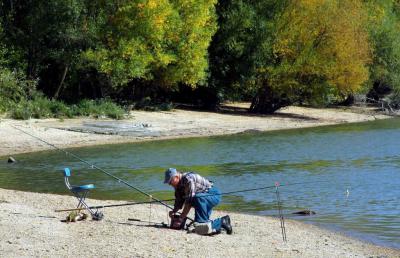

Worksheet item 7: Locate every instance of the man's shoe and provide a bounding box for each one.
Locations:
[221,215,232,235]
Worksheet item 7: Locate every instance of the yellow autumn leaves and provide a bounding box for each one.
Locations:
[86,0,217,87]
[271,0,371,97]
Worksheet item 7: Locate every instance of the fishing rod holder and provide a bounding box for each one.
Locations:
[275,182,287,242]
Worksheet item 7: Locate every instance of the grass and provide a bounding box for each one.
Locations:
[1,69,169,120]
[8,97,126,120]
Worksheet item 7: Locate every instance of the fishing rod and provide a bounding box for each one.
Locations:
[54,199,174,212]
[54,184,279,212]
[12,125,193,221]
[55,179,332,212]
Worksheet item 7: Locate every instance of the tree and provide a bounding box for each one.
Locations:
[0,0,95,99]
[364,0,400,101]
[0,21,37,112]
[250,0,371,113]
[0,22,6,66]
[208,0,285,102]
[84,0,217,90]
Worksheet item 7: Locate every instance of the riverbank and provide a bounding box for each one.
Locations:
[1,188,399,257]
[1,105,398,257]
[0,105,390,157]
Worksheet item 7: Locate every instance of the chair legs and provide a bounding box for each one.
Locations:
[73,190,103,221]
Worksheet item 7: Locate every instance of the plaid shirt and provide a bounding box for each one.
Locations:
[173,172,213,212]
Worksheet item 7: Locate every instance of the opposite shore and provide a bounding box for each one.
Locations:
[0,105,391,157]
[1,105,399,257]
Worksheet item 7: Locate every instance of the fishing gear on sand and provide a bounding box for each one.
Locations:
[13,125,334,241]
[54,200,173,213]
[12,125,194,222]
[170,215,188,230]
[54,184,280,212]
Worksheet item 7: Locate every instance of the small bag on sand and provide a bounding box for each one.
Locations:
[66,211,88,222]
[170,215,187,230]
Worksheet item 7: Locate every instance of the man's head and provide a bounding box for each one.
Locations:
[164,168,181,187]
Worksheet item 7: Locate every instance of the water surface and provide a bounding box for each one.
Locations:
[1,118,399,248]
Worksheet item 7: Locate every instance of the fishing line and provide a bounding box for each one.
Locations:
[11,125,194,221]
[55,179,332,212]
[13,125,342,226]
[14,125,374,243]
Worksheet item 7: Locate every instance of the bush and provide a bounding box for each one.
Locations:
[132,97,174,111]
[387,90,400,109]
[9,101,32,120]
[9,98,126,120]
[96,100,125,119]
[49,101,74,118]
[0,68,37,112]
[9,96,53,119]
[76,99,125,119]
[1,68,126,119]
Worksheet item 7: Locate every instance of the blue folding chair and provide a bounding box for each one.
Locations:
[63,168,103,220]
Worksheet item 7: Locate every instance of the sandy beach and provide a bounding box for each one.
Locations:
[0,105,390,157]
[1,188,399,257]
[1,105,399,257]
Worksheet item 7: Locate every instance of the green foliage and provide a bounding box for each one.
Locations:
[132,97,174,111]
[48,101,75,118]
[84,0,217,88]
[209,0,283,100]
[0,23,6,67]
[364,0,400,97]
[74,99,125,119]
[0,68,37,112]
[211,0,373,113]
[1,0,99,99]
[0,69,126,119]
[8,97,126,120]
[2,0,400,114]
[8,94,74,120]
[387,90,400,109]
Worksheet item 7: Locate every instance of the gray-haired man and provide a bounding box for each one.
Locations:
[164,168,232,235]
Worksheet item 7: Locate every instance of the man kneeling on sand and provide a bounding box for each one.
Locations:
[164,168,232,235]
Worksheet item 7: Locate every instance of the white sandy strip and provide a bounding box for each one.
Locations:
[0,188,399,257]
[0,106,390,157]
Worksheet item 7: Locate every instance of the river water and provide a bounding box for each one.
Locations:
[1,118,399,248]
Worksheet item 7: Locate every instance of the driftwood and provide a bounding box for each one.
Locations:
[292,210,316,216]
[363,97,400,115]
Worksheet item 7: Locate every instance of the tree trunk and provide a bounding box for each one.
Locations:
[53,64,68,100]
[27,46,36,80]
[249,82,291,114]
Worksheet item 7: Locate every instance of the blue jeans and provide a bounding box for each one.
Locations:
[192,187,222,231]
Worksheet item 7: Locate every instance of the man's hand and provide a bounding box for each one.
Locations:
[180,202,191,219]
